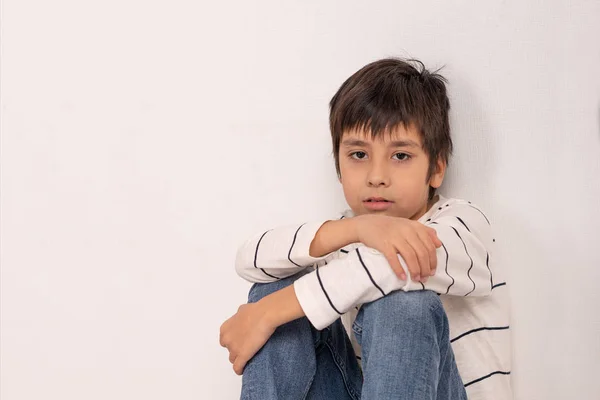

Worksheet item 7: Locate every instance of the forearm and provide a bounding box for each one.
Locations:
[259,285,306,328]
[309,218,358,257]
[253,201,496,330]
[241,218,358,328]
[249,247,404,332]
[235,221,331,283]
[295,234,493,330]
[294,247,407,329]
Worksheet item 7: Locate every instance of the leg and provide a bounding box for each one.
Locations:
[306,318,363,400]
[353,290,467,400]
[241,272,362,400]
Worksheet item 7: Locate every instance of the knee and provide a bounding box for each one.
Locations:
[247,271,307,303]
[360,290,447,332]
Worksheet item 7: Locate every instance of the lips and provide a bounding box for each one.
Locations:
[363,197,394,211]
[364,197,392,203]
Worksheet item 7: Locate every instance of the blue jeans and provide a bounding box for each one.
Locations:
[241,273,467,400]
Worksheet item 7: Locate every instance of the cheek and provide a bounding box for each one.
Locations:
[339,164,359,189]
[393,175,429,202]
[341,178,361,199]
[340,174,363,205]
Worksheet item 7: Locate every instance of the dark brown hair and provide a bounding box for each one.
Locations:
[329,58,452,199]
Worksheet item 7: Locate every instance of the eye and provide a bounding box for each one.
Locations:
[350,151,367,160]
[393,153,411,161]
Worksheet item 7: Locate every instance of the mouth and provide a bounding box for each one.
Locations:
[363,197,394,211]
[364,197,393,203]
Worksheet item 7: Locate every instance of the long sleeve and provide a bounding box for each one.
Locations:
[235,221,333,283]
[294,199,494,330]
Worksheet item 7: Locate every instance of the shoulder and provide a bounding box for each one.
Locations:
[426,197,494,246]
[427,196,491,225]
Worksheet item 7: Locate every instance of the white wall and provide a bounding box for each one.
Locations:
[2,1,599,399]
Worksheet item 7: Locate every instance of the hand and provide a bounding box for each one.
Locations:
[352,214,442,282]
[219,302,276,375]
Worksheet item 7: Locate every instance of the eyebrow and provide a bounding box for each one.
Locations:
[341,139,420,148]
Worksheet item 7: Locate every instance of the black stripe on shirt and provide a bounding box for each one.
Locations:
[455,216,493,289]
[450,226,476,296]
[492,282,507,290]
[455,217,493,290]
[259,268,281,280]
[486,252,493,289]
[456,216,470,232]
[464,371,511,388]
[340,249,349,254]
[254,230,281,280]
[253,230,270,269]
[451,326,510,343]
[428,222,455,294]
[467,204,490,225]
[316,265,343,315]
[288,224,305,267]
[440,241,455,294]
[355,248,386,297]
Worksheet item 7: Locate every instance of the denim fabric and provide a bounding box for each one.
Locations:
[240,272,467,400]
[353,290,467,399]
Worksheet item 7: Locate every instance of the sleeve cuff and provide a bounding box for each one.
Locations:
[288,221,331,265]
[293,271,341,330]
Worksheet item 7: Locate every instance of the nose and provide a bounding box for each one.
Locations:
[367,160,391,187]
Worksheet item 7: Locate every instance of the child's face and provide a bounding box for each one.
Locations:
[338,124,445,220]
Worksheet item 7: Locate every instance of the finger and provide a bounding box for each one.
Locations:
[426,227,442,247]
[417,229,438,275]
[406,234,430,282]
[219,320,232,347]
[219,329,226,347]
[229,350,236,364]
[395,240,420,282]
[384,249,406,280]
[233,357,247,376]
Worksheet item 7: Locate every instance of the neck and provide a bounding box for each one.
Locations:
[410,194,440,221]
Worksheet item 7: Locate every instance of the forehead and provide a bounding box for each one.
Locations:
[341,123,423,147]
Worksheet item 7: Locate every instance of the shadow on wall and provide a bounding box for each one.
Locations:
[489,205,564,398]
[438,69,496,203]
[439,69,573,399]
[597,103,600,142]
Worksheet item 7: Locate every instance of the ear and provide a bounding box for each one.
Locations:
[429,157,446,189]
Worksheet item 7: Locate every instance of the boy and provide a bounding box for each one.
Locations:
[220,58,511,399]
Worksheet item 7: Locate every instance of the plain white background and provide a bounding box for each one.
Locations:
[2,0,599,399]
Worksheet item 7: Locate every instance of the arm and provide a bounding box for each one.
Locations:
[235,217,354,283]
[219,284,304,375]
[221,199,493,373]
[294,200,494,329]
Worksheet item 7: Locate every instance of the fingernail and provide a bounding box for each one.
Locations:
[414,274,420,282]
[430,269,436,276]
[401,273,407,281]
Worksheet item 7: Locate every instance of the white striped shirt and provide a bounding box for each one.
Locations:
[236,195,512,399]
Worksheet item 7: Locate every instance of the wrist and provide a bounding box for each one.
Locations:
[310,218,358,257]
[348,215,362,244]
[256,285,305,329]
